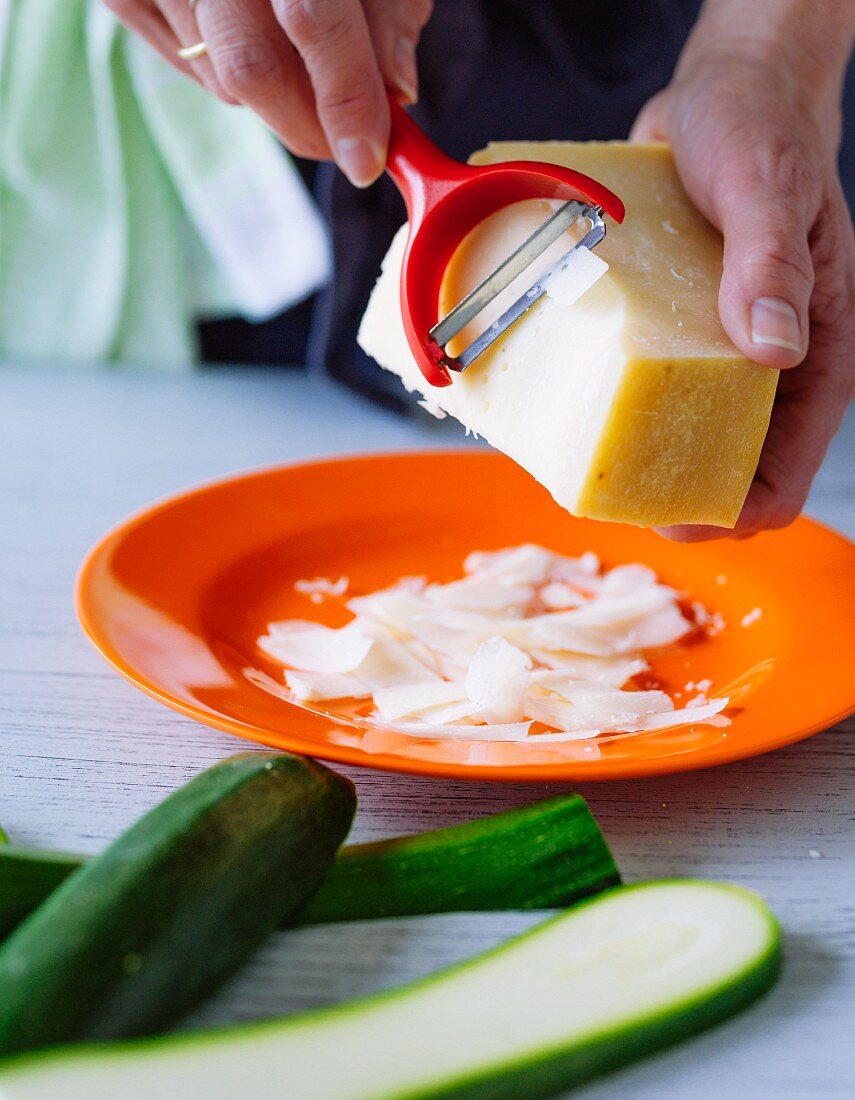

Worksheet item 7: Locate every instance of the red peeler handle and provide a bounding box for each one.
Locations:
[385,96,469,226]
[383,93,624,388]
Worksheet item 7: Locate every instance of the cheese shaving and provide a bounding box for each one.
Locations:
[256,544,729,743]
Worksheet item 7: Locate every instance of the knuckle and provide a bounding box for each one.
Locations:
[754,135,818,199]
[810,275,855,332]
[277,0,350,49]
[739,236,815,294]
[216,39,281,97]
[715,132,822,225]
[316,80,377,123]
[809,202,855,329]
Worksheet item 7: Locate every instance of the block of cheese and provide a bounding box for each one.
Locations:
[358,142,778,528]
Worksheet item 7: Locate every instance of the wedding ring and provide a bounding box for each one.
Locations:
[177,40,208,60]
[178,0,205,60]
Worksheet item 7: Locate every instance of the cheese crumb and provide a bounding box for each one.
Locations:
[741,607,763,627]
[691,602,725,635]
[295,577,350,601]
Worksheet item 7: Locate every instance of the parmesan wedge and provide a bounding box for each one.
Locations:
[358,142,778,528]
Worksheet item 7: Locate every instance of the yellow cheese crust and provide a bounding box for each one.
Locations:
[580,354,778,527]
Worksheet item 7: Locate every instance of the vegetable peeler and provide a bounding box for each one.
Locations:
[384,94,625,388]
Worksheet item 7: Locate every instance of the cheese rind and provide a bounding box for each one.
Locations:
[358,142,777,528]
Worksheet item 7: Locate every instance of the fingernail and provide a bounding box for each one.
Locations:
[335,138,384,188]
[393,36,418,104]
[750,297,802,354]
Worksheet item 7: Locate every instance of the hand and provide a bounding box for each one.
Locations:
[104,0,433,185]
[631,1,855,540]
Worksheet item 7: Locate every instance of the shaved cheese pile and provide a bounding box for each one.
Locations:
[257,544,729,743]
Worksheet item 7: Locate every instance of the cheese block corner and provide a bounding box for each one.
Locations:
[358,141,777,528]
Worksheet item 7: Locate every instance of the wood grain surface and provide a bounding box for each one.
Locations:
[1,365,853,1098]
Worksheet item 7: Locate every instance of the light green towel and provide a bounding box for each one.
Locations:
[0,1,330,369]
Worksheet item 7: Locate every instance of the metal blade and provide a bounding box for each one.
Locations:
[429,200,591,349]
[450,214,606,372]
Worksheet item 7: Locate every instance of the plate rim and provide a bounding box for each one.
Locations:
[75,450,855,783]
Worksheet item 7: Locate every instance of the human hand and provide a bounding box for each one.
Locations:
[631,0,855,540]
[104,0,433,185]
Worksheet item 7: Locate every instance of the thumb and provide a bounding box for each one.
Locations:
[712,171,815,369]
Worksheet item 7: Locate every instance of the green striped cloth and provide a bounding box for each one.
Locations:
[0,1,330,369]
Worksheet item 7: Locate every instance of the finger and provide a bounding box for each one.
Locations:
[275,0,389,186]
[195,0,330,159]
[629,90,669,143]
[711,155,817,371]
[657,189,855,545]
[735,194,855,531]
[362,0,433,105]
[104,0,201,84]
[152,0,235,102]
[737,342,850,531]
[655,524,730,543]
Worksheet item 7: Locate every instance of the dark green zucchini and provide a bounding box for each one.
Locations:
[299,793,620,924]
[0,795,619,937]
[0,847,82,938]
[0,753,355,1056]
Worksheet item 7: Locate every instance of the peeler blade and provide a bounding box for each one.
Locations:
[429,202,606,373]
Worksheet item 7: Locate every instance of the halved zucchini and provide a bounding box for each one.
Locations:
[0,880,780,1099]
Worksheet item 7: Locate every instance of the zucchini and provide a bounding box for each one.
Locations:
[0,880,780,1099]
[299,794,620,924]
[0,796,619,935]
[0,848,82,939]
[0,753,355,1056]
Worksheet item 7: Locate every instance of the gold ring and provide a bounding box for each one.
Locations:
[177,40,207,60]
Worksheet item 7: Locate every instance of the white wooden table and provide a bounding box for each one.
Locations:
[1,364,853,1098]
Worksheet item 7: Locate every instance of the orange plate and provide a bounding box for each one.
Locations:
[76,451,855,782]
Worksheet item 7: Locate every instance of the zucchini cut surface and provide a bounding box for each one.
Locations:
[0,880,780,1100]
